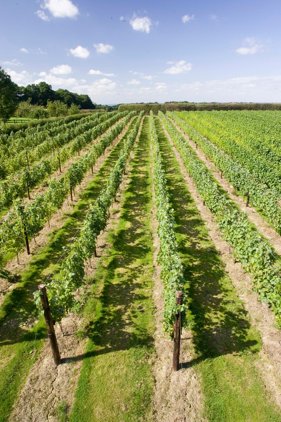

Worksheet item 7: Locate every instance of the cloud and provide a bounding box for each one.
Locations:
[154,82,166,91]
[164,60,192,75]
[129,16,152,33]
[128,79,141,85]
[35,72,77,88]
[2,59,22,67]
[20,48,29,54]
[130,71,153,80]
[236,37,264,55]
[142,75,153,80]
[36,10,50,21]
[176,75,281,102]
[50,64,72,75]
[94,43,114,54]
[90,78,116,92]
[182,14,194,24]
[38,0,79,19]
[89,69,115,77]
[6,69,31,84]
[69,46,90,59]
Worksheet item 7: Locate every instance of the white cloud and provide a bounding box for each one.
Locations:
[20,48,29,54]
[2,59,22,67]
[36,10,50,21]
[69,46,90,59]
[91,78,116,92]
[154,82,166,91]
[35,73,77,88]
[236,37,264,55]
[130,71,153,80]
[94,43,114,54]
[89,69,115,77]
[128,79,141,85]
[6,69,31,84]
[182,14,194,24]
[164,60,192,75]
[39,0,79,19]
[50,64,72,75]
[129,16,152,33]
[142,74,153,80]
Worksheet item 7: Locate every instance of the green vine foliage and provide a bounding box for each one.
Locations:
[149,112,187,334]
[0,111,129,208]
[170,112,281,235]
[0,112,135,265]
[35,113,144,322]
[160,112,281,326]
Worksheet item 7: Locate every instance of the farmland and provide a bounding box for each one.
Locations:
[2,110,281,421]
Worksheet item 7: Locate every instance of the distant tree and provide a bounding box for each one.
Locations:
[47,100,68,117]
[0,67,18,122]
[15,100,33,117]
[68,103,80,115]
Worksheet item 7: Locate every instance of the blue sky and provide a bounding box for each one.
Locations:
[1,0,281,104]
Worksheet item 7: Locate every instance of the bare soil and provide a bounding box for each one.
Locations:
[9,315,85,422]
[164,123,281,410]
[149,139,206,422]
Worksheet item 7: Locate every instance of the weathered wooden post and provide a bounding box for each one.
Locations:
[23,223,30,255]
[246,191,250,207]
[38,284,61,366]
[173,291,183,371]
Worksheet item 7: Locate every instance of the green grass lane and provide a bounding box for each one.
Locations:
[70,116,155,422]
[0,128,131,422]
[156,117,281,422]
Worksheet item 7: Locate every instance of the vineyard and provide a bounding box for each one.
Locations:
[2,110,281,421]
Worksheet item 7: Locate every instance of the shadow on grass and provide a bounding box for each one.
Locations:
[156,118,260,366]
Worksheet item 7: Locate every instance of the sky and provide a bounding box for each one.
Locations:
[1,0,281,104]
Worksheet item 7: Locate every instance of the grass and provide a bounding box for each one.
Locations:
[0,134,129,422]
[156,116,281,422]
[70,117,155,422]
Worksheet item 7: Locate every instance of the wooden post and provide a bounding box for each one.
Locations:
[58,153,62,173]
[246,191,250,207]
[23,222,30,255]
[38,285,61,366]
[70,186,73,201]
[173,291,183,371]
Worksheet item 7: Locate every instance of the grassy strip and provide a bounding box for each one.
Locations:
[156,117,281,421]
[0,128,132,422]
[70,117,155,422]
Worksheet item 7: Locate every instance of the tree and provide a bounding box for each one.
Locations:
[0,67,18,122]
[47,100,68,117]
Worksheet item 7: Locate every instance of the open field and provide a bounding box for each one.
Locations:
[2,111,281,421]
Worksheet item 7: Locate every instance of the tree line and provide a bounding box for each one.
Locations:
[0,67,95,122]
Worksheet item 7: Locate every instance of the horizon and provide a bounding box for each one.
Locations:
[1,0,281,105]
